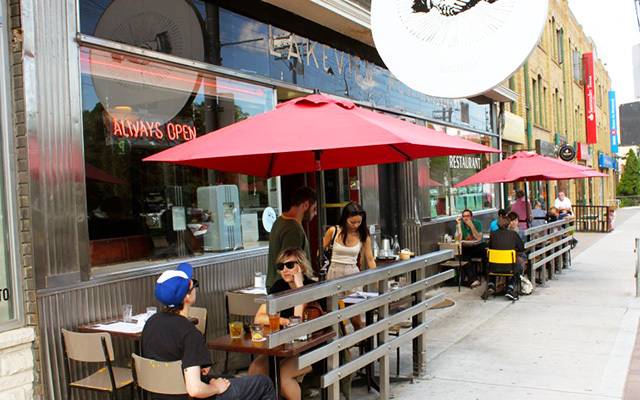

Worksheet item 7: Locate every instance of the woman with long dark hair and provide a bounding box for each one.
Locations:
[322,202,376,330]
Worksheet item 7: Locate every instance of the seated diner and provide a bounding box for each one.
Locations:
[248,248,317,400]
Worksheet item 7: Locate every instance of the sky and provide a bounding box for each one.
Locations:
[567,0,640,105]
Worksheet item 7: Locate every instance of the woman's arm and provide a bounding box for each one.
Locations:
[254,304,269,325]
[363,237,377,269]
[323,226,337,249]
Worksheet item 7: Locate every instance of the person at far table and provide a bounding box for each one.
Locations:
[554,191,573,216]
[483,217,525,301]
[511,189,532,230]
[455,209,486,288]
[249,248,318,400]
[530,202,547,228]
[323,202,376,330]
[489,209,507,232]
[142,262,276,400]
[267,187,317,290]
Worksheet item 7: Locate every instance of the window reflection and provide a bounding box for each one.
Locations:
[81,46,275,268]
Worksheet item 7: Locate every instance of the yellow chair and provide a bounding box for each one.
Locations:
[485,249,519,303]
[131,353,187,396]
[61,329,133,400]
[439,242,470,292]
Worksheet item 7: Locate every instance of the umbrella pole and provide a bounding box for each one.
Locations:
[315,151,327,281]
[524,178,531,228]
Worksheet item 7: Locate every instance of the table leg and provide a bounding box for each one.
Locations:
[268,356,281,399]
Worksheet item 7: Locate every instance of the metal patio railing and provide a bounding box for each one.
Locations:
[573,205,611,232]
[256,251,455,400]
[523,219,574,290]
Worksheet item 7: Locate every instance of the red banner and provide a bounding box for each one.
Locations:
[583,53,597,144]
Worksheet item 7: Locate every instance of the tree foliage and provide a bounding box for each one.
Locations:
[617,148,640,201]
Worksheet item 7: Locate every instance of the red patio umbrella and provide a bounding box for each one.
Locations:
[144,94,498,178]
[454,152,606,187]
[144,94,499,270]
[454,151,607,226]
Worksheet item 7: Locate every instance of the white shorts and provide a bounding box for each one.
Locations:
[327,262,361,296]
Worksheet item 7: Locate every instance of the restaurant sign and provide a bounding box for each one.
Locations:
[449,155,481,170]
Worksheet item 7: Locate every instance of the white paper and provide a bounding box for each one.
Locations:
[237,287,267,295]
[93,321,143,334]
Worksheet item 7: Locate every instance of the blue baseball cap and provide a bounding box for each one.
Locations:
[154,263,194,307]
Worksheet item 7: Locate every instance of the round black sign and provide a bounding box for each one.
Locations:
[558,145,576,162]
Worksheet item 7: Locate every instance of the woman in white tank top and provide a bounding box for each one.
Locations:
[322,202,376,330]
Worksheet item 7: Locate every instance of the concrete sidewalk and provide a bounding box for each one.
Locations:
[353,207,640,400]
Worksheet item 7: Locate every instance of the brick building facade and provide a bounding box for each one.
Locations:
[505,0,616,207]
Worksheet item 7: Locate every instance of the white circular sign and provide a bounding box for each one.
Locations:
[262,207,278,233]
[91,0,205,124]
[371,0,548,99]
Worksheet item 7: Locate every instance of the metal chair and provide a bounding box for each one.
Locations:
[438,242,470,292]
[131,353,187,396]
[485,249,519,303]
[224,290,264,372]
[61,329,133,400]
[189,306,208,339]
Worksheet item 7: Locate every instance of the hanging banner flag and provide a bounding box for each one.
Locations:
[609,91,619,153]
[583,53,597,144]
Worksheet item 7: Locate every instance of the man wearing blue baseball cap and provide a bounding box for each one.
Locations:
[142,263,275,400]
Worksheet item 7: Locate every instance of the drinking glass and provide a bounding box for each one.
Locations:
[146,306,157,318]
[122,304,133,322]
[250,324,266,342]
[229,321,244,339]
[288,316,307,341]
[269,312,280,333]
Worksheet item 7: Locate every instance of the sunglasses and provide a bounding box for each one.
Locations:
[187,279,199,294]
[276,261,297,271]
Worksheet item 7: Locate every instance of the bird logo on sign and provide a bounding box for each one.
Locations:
[412,0,499,16]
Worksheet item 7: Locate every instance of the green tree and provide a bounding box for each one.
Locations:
[617,148,640,205]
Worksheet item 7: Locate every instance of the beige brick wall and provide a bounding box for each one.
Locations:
[0,327,35,398]
[505,0,615,206]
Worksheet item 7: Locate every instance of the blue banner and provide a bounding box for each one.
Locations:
[609,91,619,153]
[599,153,615,169]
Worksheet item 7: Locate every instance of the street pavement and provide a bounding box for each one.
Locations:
[351,207,640,400]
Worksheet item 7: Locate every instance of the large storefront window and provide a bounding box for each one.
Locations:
[80,46,275,268]
[0,146,14,324]
[417,126,497,219]
[79,0,493,133]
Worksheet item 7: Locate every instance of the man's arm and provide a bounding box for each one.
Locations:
[184,366,230,398]
[466,220,482,241]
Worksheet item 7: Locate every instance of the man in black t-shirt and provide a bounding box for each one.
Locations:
[142,262,275,400]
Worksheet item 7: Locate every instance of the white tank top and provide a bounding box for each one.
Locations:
[331,239,362,265]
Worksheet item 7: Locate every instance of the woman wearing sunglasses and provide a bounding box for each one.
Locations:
[248,248,315,400]
[322,202,376,330]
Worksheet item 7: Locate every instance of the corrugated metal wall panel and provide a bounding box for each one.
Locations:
[25,0,87,286]
[38,251,268,400]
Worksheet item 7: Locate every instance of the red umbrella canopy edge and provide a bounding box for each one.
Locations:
[144,94,499,178]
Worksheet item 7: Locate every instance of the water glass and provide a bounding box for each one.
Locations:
[229,321,244,339]
[122,304,133,322]
[146,306,157,318]
[250,324,266,342]
[269,312,280,333]
[288,316,307,341]
[254,272,264,288]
